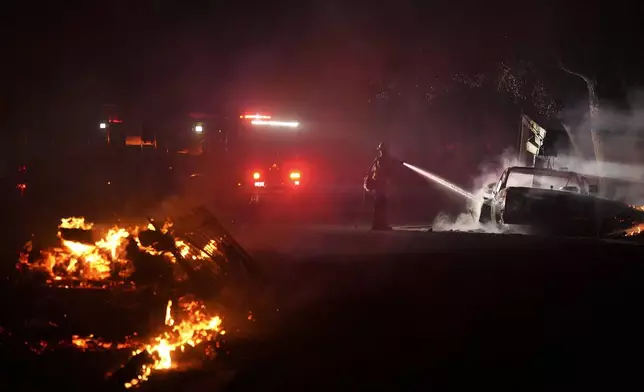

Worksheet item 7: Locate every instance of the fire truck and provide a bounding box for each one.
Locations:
[216,112,308,205]
[95,106,309,210]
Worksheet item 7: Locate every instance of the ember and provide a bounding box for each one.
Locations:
[625,205,644,236]
[70,334,137,351]
[625,225,643,236]
[9,296,227,389]
[11,213,236,389]
[123,297,225,388]
[34,296,228,389]
[17,216,219,283]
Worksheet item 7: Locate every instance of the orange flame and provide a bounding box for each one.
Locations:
[19,218,144,281]
[624,205,644,236]
[32,297,226,389]
[17,217,218,283]
[124,298,225,388]
[16,217,227,389]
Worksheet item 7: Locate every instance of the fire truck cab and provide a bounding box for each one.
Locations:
[226,113,307,204]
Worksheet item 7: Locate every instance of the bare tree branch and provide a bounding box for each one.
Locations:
[559,61,604,165]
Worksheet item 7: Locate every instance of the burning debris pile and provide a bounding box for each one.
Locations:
[6,296,228,389]
[108,296,226,389]
[17,216,221,287]
[8,213,243,389]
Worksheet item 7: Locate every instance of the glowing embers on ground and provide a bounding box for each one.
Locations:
[27,297,227,389]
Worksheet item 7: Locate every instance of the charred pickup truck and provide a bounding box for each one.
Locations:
[478,166,644,237]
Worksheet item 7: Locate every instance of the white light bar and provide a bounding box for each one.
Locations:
[251,120,299,128]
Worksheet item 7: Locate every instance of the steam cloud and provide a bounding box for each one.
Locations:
[432,148,523,234]
[559,90,644,204]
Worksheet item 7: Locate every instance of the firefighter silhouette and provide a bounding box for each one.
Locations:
[365,142,403,231]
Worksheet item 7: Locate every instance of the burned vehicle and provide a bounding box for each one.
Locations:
[477,166,644,236]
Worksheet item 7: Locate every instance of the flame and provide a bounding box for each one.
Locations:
[174,239,215,261]
[17,217,191,282]
[164,300,174,327]
[625,224,644,236]
[20,219,140,281]
[60,217,94,230]
[17,297,227,389]
[161,220,173,233]
[70,334,134,351]
[15,217,229,388]
[124,298,225,388]
[624,205,644,236]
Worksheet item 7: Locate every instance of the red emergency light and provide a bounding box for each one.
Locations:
[16,183,27,196]
[289,170,302,186]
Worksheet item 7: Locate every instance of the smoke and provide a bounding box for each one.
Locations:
[566,90,644,163]
[431,148,644,233]
[433,89,644,233]
[558,89,644,204]
[140,175,217,224]
[431,148,523,233]
[544,155,644,204]
[576,91,644,138]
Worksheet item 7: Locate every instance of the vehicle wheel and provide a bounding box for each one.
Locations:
[478,202,492,224]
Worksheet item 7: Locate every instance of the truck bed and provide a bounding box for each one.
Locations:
[503,187,642,235]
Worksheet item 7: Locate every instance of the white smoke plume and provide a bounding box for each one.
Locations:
[560,89,644,204]
[432,148,523,233]
[431,86,644,234]
[548,156,644,204]
[433,89,644,233]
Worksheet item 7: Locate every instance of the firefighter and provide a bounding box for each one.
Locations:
[365,142,403,231]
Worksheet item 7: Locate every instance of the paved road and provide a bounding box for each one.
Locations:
[228,222,640,258]
[216,228,644,391]
[5,195,644,391]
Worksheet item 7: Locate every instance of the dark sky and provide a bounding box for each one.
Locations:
[1,0,642,127]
